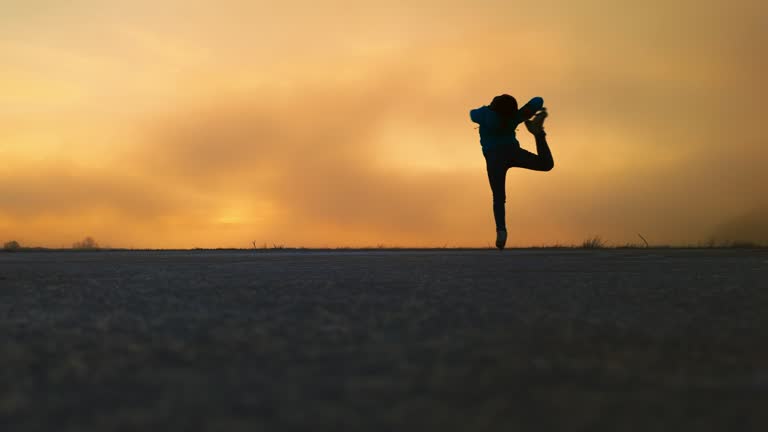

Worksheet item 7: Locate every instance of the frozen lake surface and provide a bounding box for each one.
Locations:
[2,249,767,430]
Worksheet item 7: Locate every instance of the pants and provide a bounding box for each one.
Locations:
[483,133,554,231]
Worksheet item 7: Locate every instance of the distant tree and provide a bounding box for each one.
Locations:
[3,240,21,252]
[72,236,99,250]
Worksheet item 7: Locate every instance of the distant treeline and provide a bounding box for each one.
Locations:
[3,237,102,252]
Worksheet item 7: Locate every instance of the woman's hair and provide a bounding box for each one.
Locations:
[489,94,518,118]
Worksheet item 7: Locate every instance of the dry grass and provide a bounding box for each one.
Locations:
[580,236,606,249]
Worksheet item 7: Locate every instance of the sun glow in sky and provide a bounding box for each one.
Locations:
[2,0,767,248]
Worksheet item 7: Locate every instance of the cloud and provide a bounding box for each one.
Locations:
[124,63,490,246]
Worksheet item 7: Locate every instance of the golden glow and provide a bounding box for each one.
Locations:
[1,1,767,248]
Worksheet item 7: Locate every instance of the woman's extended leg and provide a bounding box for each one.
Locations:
[509,133,554,171]
[510,108,553,171]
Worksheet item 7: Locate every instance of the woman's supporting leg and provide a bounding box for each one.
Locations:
[509,133,554,171]
[484,151,509,231]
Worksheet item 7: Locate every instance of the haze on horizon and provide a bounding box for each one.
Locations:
[1,0,766,248]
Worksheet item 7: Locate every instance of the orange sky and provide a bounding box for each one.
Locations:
[2,0,767,248]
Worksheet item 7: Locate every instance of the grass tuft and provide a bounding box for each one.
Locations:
[581,236,606,249]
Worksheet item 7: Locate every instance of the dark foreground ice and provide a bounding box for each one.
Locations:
[1,249,767,431]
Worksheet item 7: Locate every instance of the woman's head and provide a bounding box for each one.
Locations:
[489,94,518,118]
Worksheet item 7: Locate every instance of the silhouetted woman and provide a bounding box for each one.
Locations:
[470,94,553,250]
